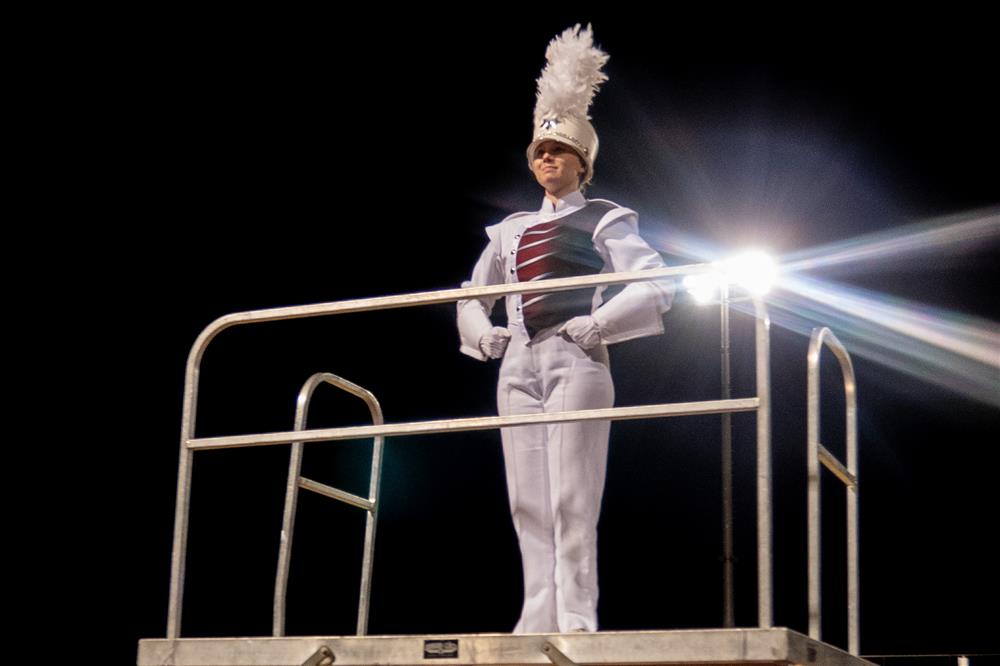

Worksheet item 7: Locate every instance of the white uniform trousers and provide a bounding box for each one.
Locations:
[497,325,614,633]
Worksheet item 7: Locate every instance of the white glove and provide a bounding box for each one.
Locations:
[479,326,511,359]
[558,315,603,350]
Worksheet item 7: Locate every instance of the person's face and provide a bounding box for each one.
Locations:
[531,140,585,196]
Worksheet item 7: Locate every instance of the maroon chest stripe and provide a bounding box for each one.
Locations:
[515,238,561,266]
[514,213,606,338]
[522,222,560,236]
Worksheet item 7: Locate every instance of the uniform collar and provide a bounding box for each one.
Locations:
[538,190,587,217]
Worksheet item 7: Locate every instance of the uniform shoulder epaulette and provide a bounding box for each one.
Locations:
[588,199,638,238]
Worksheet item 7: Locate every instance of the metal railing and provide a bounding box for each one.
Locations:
[166,262,775,639]
[807,326,859,655]
[273,373,385,637]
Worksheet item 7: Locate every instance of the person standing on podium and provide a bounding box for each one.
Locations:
[457,25,674,633]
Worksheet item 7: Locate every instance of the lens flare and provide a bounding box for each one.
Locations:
[757,275,999,407]
[658,209,999,407]
[682,251,777,303]
[782,209,1000,274]
[722,250,777,296]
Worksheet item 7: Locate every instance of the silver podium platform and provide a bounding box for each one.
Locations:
[138,628,873,665]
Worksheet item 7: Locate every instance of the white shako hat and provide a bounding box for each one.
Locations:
[525,24,609,186]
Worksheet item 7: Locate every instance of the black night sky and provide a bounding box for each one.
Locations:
[100,13,999,665]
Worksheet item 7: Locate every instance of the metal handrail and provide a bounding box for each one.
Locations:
[807,326,859,655]
[273,373,385,637]
[187,399,760,450]
[166,262,773,638]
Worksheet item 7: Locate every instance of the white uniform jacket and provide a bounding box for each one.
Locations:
[458,190,673,356]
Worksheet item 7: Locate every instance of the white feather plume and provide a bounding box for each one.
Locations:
[533,24,609,127]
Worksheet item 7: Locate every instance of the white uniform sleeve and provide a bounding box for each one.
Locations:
[457,229,505,361]
[591,214,674,344]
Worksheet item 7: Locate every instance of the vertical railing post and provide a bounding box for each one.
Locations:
[752,297,772,628]
[168,325,228,639]
[807,335,822,641]
[844,343,860,656]
[357,407,385,636]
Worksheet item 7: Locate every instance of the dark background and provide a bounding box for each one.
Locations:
[78,12,998,665]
